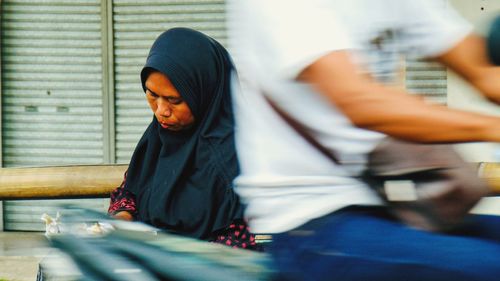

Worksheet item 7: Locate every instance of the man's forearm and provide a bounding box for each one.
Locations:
[300,50,500,143]
[334,85,500,143]
[436,34,500,104]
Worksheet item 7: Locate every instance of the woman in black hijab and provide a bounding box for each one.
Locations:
[108,28,258,250]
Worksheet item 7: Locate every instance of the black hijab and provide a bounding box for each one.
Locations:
[124,28,243,239]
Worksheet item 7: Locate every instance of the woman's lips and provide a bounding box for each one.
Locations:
[160,122,176,129]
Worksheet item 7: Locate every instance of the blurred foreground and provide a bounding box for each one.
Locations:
[0,206,274,281]
[0,232,51,281]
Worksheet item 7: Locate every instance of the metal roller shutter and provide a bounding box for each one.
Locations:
[1,0,106,231]
[405,0,448,104]
[113,0,227,163]
[405,59,448,104]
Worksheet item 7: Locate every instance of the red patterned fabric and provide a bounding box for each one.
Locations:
[108,171,137,217]
[210,220,262,251]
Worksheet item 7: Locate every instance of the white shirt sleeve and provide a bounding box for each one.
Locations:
[245,0,356,79]
[399,0,473,58]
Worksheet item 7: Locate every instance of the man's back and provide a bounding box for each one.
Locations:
[227,0,471,234]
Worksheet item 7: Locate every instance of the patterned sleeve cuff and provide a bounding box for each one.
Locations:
[108,192,137,216]
[108,170,137,216]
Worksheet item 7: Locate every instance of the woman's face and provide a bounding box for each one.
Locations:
[145,71,195,131]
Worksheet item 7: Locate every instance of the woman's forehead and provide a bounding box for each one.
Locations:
[145,71,181,97]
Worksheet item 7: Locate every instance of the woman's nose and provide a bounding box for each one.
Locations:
[157,99,171,117]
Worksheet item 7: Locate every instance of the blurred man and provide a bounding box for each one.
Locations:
[227,0,500,280]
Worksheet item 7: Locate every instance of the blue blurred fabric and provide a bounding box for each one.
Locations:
[268,206,500,281]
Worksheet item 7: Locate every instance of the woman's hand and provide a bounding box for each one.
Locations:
[113,211,133,221]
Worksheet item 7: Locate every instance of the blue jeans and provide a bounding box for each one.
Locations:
[268,206,500,281]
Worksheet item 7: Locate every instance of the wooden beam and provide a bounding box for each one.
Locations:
[0,164,127,200]
[478,162,500,194]
[0,162,498,201]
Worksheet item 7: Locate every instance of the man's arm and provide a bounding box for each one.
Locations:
[298,50,500,143]
[435,34,500,104]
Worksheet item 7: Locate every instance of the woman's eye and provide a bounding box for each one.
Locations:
[168,98,182,104]
[147,91,158,98]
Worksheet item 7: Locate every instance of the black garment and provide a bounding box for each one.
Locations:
[124,28,243,239]
[488,15,500,65]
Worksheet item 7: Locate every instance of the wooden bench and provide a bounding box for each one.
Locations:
[1,162,497,235]
[1,162,500,200]
[478,162,500,193]
[0,164,128,200]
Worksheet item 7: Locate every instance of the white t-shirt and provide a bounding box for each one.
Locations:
[227,0,472,234]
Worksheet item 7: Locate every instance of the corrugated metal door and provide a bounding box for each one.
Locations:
[405,59,447,104]
[1,0,107,231]
[113,0,227,163]
[405,0,448,104]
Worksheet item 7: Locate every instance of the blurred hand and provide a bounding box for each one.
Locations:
[471,69,500,105]
[113,211,133,221]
